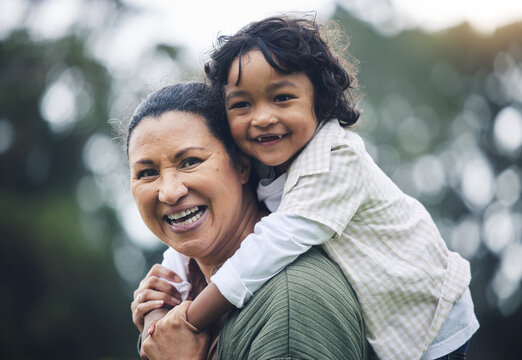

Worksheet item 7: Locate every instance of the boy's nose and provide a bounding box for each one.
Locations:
[158,174,188,205]
[251,108,278,128]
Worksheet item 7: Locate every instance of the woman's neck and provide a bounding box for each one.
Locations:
[196,191,267,282]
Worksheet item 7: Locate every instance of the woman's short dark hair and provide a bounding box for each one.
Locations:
[204,15,360,127]
[126,82,238,162]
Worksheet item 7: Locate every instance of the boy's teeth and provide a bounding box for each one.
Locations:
[256,135,283,142]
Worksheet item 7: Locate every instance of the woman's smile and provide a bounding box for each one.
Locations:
[164,205,208,231]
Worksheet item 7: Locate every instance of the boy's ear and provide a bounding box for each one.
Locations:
[236,151,252,184]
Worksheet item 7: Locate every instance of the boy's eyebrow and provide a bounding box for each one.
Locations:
[225,80,298,103]
[225,90,248,103]
[266,80,298,92]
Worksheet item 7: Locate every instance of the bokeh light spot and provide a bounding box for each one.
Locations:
[113,243,147,283]
[82,133,119,175]
[39,78,77,133]
[120,202,162,250]
[449,216,481,259]
[496,167,521,206]
[493,106,522,154]
[412,154,445,197]
[460,156,495,210]
[483,205,515,254]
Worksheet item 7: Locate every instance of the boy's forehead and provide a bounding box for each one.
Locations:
[227,50,298,88]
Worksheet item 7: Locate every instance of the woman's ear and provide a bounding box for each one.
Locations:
[236,151,252,184]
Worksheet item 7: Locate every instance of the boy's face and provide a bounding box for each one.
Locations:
[224,50,318,175]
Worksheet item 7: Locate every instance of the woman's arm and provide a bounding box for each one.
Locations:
[142,301,210,360]
[131,264,183,333]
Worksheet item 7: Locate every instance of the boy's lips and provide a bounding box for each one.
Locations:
[251,133,287,146]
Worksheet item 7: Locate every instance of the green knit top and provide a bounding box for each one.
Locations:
[217,247,369,360]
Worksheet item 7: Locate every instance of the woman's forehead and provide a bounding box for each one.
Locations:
[128,113,211,152]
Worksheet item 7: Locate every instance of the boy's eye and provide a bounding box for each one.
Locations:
[274,94,294,102]
[180,157,201,169]
[229,101,250,110]
[137,168,158,179]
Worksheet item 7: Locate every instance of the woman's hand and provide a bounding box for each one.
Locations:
[131,264,184,333]
[142,301,210,360]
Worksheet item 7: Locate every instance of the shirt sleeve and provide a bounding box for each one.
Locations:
[161,247,192,300]
[210,213,335,307]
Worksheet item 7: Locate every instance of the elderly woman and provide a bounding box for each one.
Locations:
[127,82,368,359]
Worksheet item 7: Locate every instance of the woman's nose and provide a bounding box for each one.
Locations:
[158,174,188,205]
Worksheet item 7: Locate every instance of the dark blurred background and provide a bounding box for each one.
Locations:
[1,0,521,359]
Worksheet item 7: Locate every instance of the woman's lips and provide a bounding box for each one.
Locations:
[165,206,207,232]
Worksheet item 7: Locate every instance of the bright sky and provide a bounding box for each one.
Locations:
[2,0,522,70]
[121,0,522,58]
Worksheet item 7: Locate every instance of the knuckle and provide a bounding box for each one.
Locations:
[150,263,163,273]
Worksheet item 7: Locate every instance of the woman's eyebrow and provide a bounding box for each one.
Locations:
[172,147,205,160]
[133,159,154,167]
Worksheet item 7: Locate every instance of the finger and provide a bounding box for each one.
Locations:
[141,277,183,303]
[138,288,181,308]
[148,264,183,283]
[147,321,157,336]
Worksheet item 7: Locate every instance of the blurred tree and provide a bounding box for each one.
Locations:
[0,30,137,359]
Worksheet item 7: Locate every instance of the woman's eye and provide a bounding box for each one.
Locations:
[274,94,294,102]
[180,157,201,169]
[229,101,250,110]
[137,169,158,179]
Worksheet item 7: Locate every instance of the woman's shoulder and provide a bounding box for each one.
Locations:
[217,247,368,360]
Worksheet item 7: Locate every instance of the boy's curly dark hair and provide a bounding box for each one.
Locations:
[204,15,360,127]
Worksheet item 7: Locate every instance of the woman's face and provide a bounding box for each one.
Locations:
[128,111,251,263]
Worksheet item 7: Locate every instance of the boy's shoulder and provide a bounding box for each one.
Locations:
[284,119,367,187]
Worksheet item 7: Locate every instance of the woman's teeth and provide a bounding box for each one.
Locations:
[167,206,204,225]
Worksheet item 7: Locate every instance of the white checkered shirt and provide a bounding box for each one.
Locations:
[278,119,471,360]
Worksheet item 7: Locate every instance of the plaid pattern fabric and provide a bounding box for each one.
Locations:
[278,119,471,360]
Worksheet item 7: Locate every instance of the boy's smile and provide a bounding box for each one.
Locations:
[225,50,318,175]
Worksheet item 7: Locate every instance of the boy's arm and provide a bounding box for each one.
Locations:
[186,283,233,330]
[211,213,335,308]
[184,214,332,329]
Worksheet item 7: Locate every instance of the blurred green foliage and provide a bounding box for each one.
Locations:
[0,3,521,359]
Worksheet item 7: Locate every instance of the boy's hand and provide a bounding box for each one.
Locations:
[131,264,184,333]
